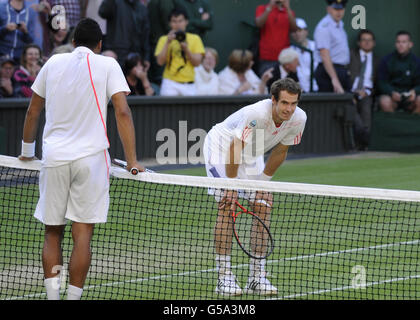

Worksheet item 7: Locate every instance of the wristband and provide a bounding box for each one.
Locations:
[259,172,272,181]
[21,140,35,157]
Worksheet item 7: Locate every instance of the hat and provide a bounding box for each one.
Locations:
[0,55,15,66]
[295,18,308,30]
[326,0,347,9]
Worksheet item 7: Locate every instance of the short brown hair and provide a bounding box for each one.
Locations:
[228,49,253,74]
[270,78,302,101]
[20,44,42,67]
[205,47,219,65]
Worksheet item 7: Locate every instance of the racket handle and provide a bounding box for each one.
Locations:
[256,199,271,208]
[130,168,154,175]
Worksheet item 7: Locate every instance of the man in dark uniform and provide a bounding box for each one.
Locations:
[377,31,420,114]
[314,0,350,93]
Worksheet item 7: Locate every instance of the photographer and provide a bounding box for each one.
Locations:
[378,31,420,114]
[0,0,36,63]
[155,8,205,96]
[255,0,297,77]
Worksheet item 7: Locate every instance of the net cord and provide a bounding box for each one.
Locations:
[1,154,420,203]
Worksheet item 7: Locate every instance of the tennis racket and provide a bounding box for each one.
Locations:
[111,158,155,175]
[232,200,274,260]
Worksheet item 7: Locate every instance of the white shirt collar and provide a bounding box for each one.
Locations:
[73,46,95,55]
[359,49,372,58]
[279,65,288,79]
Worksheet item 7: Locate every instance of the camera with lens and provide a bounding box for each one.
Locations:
[400,91,412,110]
[175,30,186,43]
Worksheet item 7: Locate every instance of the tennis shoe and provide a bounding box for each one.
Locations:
[215,272,243,296]
[244,276,278,296]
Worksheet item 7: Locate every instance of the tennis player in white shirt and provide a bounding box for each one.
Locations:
[204,78,307,296]
[19,18,144,300]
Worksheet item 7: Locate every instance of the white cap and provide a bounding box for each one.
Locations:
[295,18,308,30]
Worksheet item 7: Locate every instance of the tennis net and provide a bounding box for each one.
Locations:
[0,155,419,300]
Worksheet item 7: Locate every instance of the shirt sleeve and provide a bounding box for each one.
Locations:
[190,34,205,55]
[154,35,168,56]
[314,26,331,51]
[31,62,48,98]
[106,58,130,99]
[233,109,260,145]
[255,5,265,18]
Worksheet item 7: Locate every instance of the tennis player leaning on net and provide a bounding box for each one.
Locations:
[203,78,307,296]
[18,18,144,300]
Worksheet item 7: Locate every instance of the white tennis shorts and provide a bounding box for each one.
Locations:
[203,137,264,202]
[34,150,110,225]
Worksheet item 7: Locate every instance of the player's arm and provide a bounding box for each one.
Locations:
[225,137,245,178]
[111,92,144,172]
[220,137,245,211]
[263,143,289,177]
[19,92,45,161]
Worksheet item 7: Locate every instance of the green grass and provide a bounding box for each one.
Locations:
[1,153,419,300]
[164,153,420,191]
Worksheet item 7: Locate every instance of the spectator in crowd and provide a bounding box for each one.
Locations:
[102,49,117,60]
[47,0,81,30]
[123,52,156,96]
[148,0,175,84]
[255,0,297,77]
[25,0,46,49]
[266,47,299,91]
[377,31,420,114]
[0,0,37,63]
[44,21,71,57]
[31,1,73,58]
[81,1,107,36]
[195,47,219,95]
[173,0,213,39]
[13,43,42,97]
[0,55,18,98]
[314,0,350,93]
[155,8,204,96]
[218,49,273,95]
[291,17,318,92]
[349,29,379,150]
[30,1,55,58]
[99,0,151,67]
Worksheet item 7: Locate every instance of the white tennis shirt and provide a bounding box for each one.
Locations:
[31,46,130,167]
[205,99,307,164]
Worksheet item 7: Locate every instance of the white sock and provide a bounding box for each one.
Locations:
[44,276,61,300]
[215,254,231,276]
[67,284,83,300]
[249,258,266,278]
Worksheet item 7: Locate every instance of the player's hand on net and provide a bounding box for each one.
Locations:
[219,189,238,212]
[126,161,145,175]
[255,191,273,208]
[18,155,38,161]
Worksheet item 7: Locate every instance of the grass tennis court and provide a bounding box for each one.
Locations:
[165,152,420,191]
[1,152,419,300]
